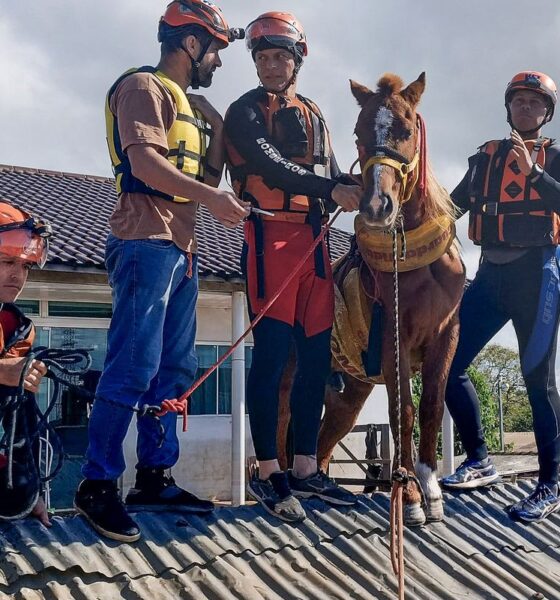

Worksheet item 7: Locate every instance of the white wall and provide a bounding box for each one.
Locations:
[122,416,255,501]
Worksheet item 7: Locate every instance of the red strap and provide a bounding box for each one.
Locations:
[417,113,427,200]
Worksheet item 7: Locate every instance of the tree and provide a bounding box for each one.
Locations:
[411,364,500,458]
[472,344,533,432]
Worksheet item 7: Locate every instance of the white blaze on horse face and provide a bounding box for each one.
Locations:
[372,106,394,195]
[416,461,442,500]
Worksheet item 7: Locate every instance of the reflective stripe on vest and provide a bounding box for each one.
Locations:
[227,91,331,220]
[105,66,209,203]
[467,138,560,246]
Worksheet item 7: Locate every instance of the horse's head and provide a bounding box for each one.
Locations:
[351,72,426,229]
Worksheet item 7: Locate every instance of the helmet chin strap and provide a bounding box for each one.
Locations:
[184,37,213,90]
[507,105,553,136]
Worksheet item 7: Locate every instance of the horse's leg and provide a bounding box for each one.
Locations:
[383,347,425,526]
[417,317,460,522]
[317,373,373,472]
[277,346,296,471]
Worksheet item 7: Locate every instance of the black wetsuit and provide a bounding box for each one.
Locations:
[446,139,560,485]
[225,88,349,461]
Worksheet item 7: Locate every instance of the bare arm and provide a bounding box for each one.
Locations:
[127,144,249,228]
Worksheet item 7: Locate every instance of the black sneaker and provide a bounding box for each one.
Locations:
[288,470,357,506]
[247,471,306,523]
[125,467,214,514]
[74,479,140,543]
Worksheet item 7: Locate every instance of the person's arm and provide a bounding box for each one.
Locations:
[115,81,249,228]
[450,170,470,218]
[530,150,560,212]
[187,94,225,189]
[225,98,360,211]
[0,357,46,393]
[127,145,248,227]
[510,132,560,212]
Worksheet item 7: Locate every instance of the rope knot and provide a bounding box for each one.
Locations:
[392,467,409,485]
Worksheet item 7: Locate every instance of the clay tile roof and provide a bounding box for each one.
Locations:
[0,164,351,279]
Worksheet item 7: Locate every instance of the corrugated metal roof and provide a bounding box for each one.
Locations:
[1,480,559,599]
[0,164,351,278]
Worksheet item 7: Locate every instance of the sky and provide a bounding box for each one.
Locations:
[2,0,560,353]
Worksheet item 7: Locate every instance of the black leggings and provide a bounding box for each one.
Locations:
[445,247,560,485]
[247,317,332,461]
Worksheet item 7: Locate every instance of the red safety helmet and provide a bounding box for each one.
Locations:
[0,202,51,269]
[245,12,308,57]
[158,0,241,47]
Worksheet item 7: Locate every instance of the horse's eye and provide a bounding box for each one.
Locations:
[403,129,413,141]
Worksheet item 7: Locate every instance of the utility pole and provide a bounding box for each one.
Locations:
[497,373,505,452]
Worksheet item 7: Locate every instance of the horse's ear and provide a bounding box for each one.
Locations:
[400,72,426,108]
[350,79,374,107]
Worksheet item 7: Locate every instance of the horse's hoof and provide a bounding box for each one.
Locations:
[404,503,426,527]
[425,498,444,522]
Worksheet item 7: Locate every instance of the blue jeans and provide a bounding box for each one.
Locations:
[82,235,198,480]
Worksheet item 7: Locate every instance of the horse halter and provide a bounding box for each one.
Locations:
[355,114,426,205]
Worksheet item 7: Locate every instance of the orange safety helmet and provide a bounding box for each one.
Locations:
[245,12,308,58]
[158,0,243,47]
[0,202,51,269]
[505,71,557,129]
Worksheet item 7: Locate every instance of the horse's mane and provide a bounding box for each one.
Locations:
[423,162,458,223]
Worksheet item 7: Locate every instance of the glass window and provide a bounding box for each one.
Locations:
[15,299,40,315]
[189,344,252,415]
[48,301,112,318]
[35,327,107,425]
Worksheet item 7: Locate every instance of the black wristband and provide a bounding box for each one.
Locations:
[529,163,544,183]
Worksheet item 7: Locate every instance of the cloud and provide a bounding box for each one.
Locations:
[3,0,560,360]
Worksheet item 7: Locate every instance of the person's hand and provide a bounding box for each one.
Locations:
[31,497,52,527]
[205,189,251,228]
[331,183,362,212]
[1,358,47,393]
[510,130,534,176]
[187,94,223,130]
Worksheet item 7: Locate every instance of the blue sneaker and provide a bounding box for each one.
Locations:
[247,472,306,523]
[508,483,560,523]
[288,470,357,506]
[440,458,500,490]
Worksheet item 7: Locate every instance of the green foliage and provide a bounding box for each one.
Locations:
[410,343,533,459]
[472,344,533,433]
[411,364,500,458]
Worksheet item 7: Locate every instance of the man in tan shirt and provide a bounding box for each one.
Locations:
[75,0,249,543]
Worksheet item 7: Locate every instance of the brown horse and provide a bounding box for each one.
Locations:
[279,73,465,526]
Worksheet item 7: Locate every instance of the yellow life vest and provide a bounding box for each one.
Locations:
[105,66,209,203]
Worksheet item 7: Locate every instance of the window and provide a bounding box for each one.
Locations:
[189,345,252,415]
[35,326,107,427]
[15,299,40,315]
[48,301,113,318]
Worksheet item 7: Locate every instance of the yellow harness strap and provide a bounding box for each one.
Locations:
[355,214,456,273]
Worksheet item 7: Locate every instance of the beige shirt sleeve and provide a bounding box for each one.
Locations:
[109,72,176,155]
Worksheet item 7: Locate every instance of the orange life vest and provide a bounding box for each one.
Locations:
[226,90,331,223]
[0,304,34,359]
[467,138,560,246]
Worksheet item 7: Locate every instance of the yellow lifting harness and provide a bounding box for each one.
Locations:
[105,67,209,203]
[355,213,456,273]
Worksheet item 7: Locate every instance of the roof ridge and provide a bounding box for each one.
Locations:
[0,163,115,184]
